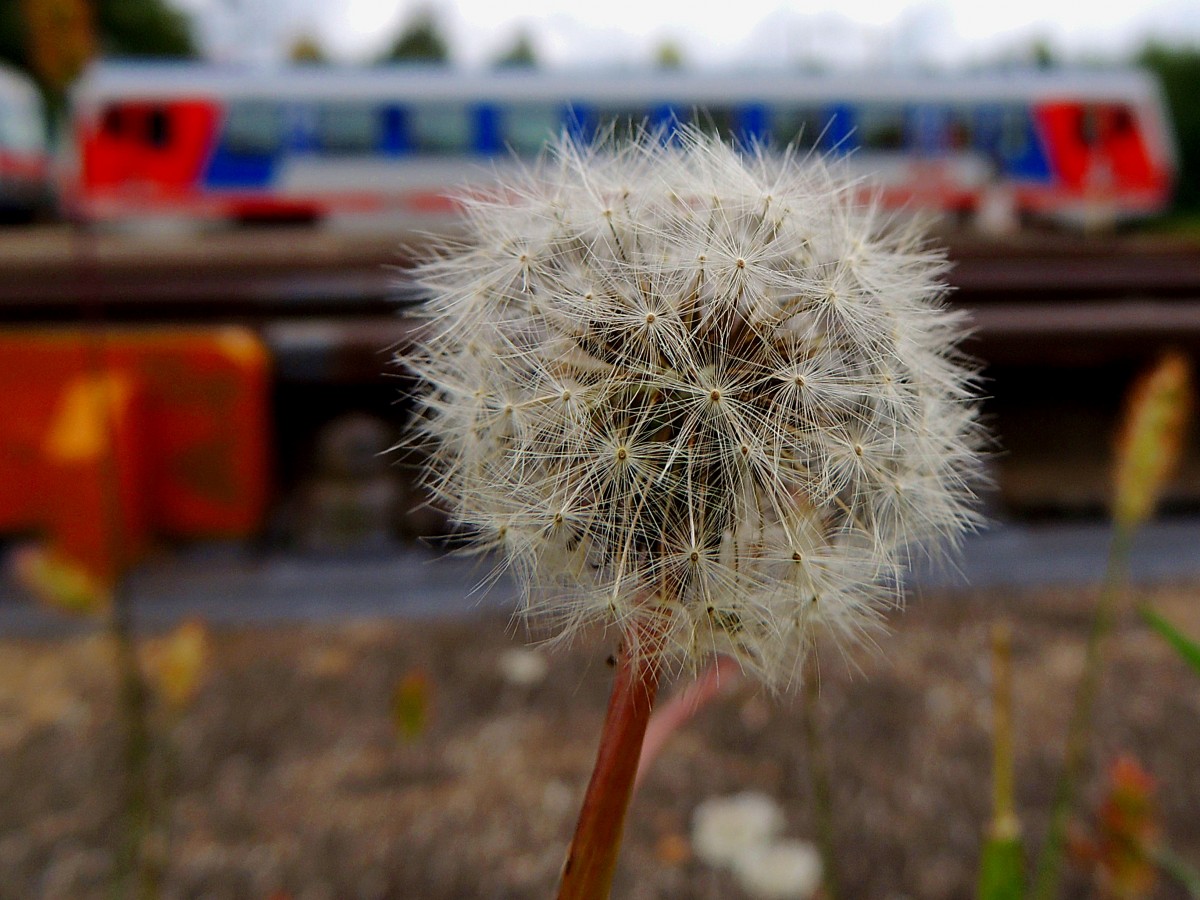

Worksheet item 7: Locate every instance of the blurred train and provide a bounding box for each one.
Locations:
[0,64,50,221]
[62,62,1177,229]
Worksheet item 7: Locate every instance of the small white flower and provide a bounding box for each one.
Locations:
[406,128,981,687]
[497,647,550,687]
[733,840,823,900]
[691,791,785,869]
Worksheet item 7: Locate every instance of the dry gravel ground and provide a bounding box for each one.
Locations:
[2,582,1200,899]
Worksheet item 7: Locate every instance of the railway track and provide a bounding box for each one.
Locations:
[1,226,1198,517]
[0,228,1197,366]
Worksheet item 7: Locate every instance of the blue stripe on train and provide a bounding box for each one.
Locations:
[202,108,279,188]
[738,105,768,146]
[203,146,276,188]
[974,104,1052,182]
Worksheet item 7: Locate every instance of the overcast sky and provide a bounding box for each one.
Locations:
[175,0,1200,68]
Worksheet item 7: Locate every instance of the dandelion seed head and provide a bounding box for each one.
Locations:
[406,128,982,689]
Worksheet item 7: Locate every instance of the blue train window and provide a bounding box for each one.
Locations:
[770,106,826,150]
[591,107,653,142]
[857,104,906,150]
[693,106,768,147]
[1000,106,1031,158]
[409,105,471,155]
[316,103,381,155]
[502,103,562,155]
[695,106,737,140]
[947,108,973,150]
[223,102,284,156]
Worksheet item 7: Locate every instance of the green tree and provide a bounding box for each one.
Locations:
[1138,42,1200,213]
[1029,37,1057,69]
[0,5,28,75]
[492,30,537,69]
[381,7,450,63]
[20,0,95,94]
[0,0,195,84]
[653,40,685,70]
[288,33,327,65]
[94,0,195,58]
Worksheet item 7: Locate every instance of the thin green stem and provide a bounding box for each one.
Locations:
[108,589,155,900]
[76,230,157,899]
[1154,845,1200,898]
[1031,526,1134,900]
[991,624,1016,832]
[979,623,1023,900]
[802,665,841,900]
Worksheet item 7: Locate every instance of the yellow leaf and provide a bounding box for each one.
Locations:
[1113,352,1192,531]
[13,545,112,615]
[146,618,212,711]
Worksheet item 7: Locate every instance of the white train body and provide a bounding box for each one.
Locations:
[66,63,1177,229]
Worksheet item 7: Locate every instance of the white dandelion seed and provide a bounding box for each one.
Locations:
[405,128,982,689]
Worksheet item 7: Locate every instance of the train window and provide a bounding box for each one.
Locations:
[224,102,284,156]
[146,107,172,149]
[946,109,973,150]
[857,105,906,150]
[771,107,825,149]
[1077,106,1101,146]
[503,104,561,155]
[695,107,738,141]
[1104,105,1132,135]
[1000,107,1030,158]
[316,103,381,155]
[1110,105,1135,135]
[409,105,470,155]
[591,108,652,143]
[2,98,44,153]
[101,105,124,137]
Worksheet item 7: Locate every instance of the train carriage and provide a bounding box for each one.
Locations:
[65,62,1176,229]
[0,64,50,221]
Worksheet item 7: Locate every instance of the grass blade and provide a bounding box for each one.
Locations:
[1139,605,1200,677]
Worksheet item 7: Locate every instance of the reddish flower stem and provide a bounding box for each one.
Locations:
[558,632,662,900]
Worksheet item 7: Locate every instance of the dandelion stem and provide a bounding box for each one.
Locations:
[558,628,662,900]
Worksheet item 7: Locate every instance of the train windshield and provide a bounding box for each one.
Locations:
[223,102,284,156]
[0,96,45,153]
